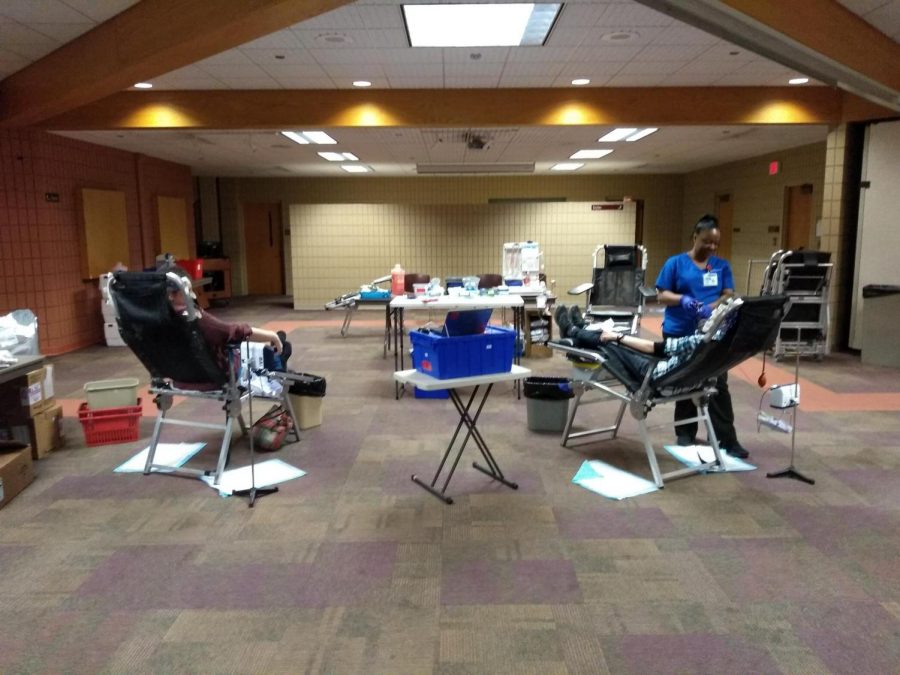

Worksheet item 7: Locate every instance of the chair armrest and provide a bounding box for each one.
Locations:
[638,286,657,298]
[568,282,594,296]
[548,340,605,364]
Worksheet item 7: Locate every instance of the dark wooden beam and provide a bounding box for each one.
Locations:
[0,0,355,127]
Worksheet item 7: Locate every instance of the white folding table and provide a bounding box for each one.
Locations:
[394,364,530,504]
[389,294,525,399]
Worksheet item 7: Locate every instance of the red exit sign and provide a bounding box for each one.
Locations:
[769,160,781,175]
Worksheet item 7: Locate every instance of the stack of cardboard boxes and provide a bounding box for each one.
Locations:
[0,441,35,510]
[0,364,63,460]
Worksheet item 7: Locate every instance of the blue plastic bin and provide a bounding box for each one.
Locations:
[410,326,515,379]
[414,386,450,399]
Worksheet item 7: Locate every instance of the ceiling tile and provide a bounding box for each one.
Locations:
[357,4,402,29]
[241,47,316,65]
[442,47,510,63]
[261,62,330,79]
[291,28,373,49]
[445,76,502,88]
[501,61,563,78]
[366,28,408,48]
[445,61,504,77]
[555,3,612,28]
[653,23,720,45]
[381,63,443,78]
[1,0,93,23]
[196,63,272,79]
[241,29,302,50]
[386,77,438,88]
[27,22,94,42]
[320,63,386,78]
[557,61,627,77]
[600,3,672,27]
[308,48,382,64]
[569,44,644,61]
[59,0,138,23]
[581,25,665,45]
[499,75,558,87]
[296,5,364,30]
[0,21,59,46]
[618,60,684,75]
[195,50,254,67]
[635,44,708,61]
[606,73,667,86]
[506,46,575,63]
[220,76,281,89]
[151,78,229,90]
[269,76,336,88]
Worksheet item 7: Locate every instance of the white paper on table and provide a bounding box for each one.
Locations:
[663,445,756,472]
[571,459,659,500]
[114,443,206,473]
[200,459,306,496]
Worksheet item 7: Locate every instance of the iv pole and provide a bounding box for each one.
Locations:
[767,326,815,485]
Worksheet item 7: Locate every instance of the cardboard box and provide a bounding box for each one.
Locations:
[0,367,48,421]
[288,394,323,430]
[0,445,35,510]
[43,363,55,399]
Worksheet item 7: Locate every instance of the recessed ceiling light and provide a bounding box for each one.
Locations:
[600,30,639,42]
[133,82,153,89]
[789,77,809,85]
[551,162,583,171]
[315,32,352,45]
[598,128,638,142]
[625,128,657,142]
[341,165,371,173]
[319,151,359,161]
[570,149,613,160]
[302,131,337,145]
[571,78,590,86]
[280,131,309,145]
[403,3,562,47]
[353,80,372,87]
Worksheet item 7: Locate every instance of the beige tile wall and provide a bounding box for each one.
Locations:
[289,202,637,307]
[682,142,827,295]
[219,174,685,298]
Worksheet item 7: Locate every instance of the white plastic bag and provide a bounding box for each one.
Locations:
[0,309,39,355]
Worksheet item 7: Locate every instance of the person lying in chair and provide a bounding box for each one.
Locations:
[165,266,291,382]
[554,299,749,458]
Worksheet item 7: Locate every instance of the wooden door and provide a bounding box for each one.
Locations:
[714,193,733,261]
[784,184,814,251]
[243,203,284,295]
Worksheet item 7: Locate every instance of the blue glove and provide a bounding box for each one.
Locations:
[679,295,699,313]
[697,303,713,320]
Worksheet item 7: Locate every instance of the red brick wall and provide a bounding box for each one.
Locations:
[0,129,193,355]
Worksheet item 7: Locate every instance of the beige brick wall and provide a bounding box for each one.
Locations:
[682,142,827,295]
[221,174,684,300]
[289,202,637,307]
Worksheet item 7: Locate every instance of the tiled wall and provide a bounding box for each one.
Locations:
[0,129,193,355]
[289,202,637,306]
[682,142,827,295]
[220,174,685,298]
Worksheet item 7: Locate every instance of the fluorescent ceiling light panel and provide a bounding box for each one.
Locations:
[551,162,583,171]
[302,131,337,144]
[133,82,153,89]
[625,128,657,142]
[403,3,561,47]
[280,131,309,145]
[598,128,638,142]
[319,152,359,161]
[571,78,590,86]
[341,165,370,173]
[353,80,372,87]
[570,149,613,159]
[789,77,809,85]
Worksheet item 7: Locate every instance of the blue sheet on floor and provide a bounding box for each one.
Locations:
[114,443,205,473]
[572,460,659,500]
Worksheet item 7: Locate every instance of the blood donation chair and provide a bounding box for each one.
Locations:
[568,244,651,335]
[109,271,300,485]
[549,295,789,487]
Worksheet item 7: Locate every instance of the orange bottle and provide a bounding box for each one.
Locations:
[391,263,405,296]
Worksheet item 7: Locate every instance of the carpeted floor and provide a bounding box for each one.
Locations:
[1,297,898,674]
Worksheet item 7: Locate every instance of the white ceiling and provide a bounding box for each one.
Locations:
[4,0,898,176]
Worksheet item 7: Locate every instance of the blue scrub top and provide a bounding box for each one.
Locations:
[656,253,734,336]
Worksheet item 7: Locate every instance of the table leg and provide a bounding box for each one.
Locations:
[410,384,518,504]
[383,304,391,359]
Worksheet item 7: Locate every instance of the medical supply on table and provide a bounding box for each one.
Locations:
[503,241,543,290]
[391,263,405,296]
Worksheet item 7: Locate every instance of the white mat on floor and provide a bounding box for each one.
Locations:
[114,443,205,473]
[200,459,306,497]
[663,445,756,472]
[572,460,659,500]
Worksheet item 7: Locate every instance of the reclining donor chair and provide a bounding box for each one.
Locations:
[109,271,301,485]
[550,295,789,488]
[568,244,651,335]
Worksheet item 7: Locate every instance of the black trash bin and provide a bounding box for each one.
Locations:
[286,373,326,429]
[524,377,573,432]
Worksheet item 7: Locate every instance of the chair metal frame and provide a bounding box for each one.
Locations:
[568,244,649,335]
[110,271,301,486]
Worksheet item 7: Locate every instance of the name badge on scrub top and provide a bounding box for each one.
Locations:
[702,271,718,287]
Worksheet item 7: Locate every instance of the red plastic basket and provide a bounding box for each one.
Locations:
[78,399,143,447]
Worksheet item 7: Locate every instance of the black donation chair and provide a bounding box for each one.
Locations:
[550,295,789,487]
[568,244,651,334]
[109,271,300,485]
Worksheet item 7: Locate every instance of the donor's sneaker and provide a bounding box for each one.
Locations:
[723,443,750,459]
[676,435,696,446]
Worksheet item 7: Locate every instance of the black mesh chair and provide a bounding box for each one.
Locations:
[568,244,650,334]
[109,271,300,485]
[550,296,789,487]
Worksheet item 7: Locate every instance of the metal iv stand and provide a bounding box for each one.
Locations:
[766,327,815,485]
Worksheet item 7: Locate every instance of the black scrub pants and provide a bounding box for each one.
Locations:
[664,331,738,449]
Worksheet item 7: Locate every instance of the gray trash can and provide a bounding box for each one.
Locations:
[524,377,573,432]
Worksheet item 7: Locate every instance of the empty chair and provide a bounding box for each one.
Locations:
[109,270,300,485]
[478,273,503,289]
[568,244,649,334]
[404,273,431,293]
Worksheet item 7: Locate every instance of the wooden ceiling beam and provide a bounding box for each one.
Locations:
[0,0,355,128]
[41,87,865,130]
[718,0,900,93]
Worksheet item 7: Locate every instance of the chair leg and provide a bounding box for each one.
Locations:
[561,389,584,446]
[637,418,664,488]
[279,392,302,443]
[144,408,167,474]
[699,400,725,466]
[214,416,235,486]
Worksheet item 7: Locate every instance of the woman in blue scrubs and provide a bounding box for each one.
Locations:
[655,214,749,458]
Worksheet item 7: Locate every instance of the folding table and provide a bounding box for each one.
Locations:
[394,364,531,504]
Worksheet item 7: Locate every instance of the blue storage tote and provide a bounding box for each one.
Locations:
[410,326,515,379]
